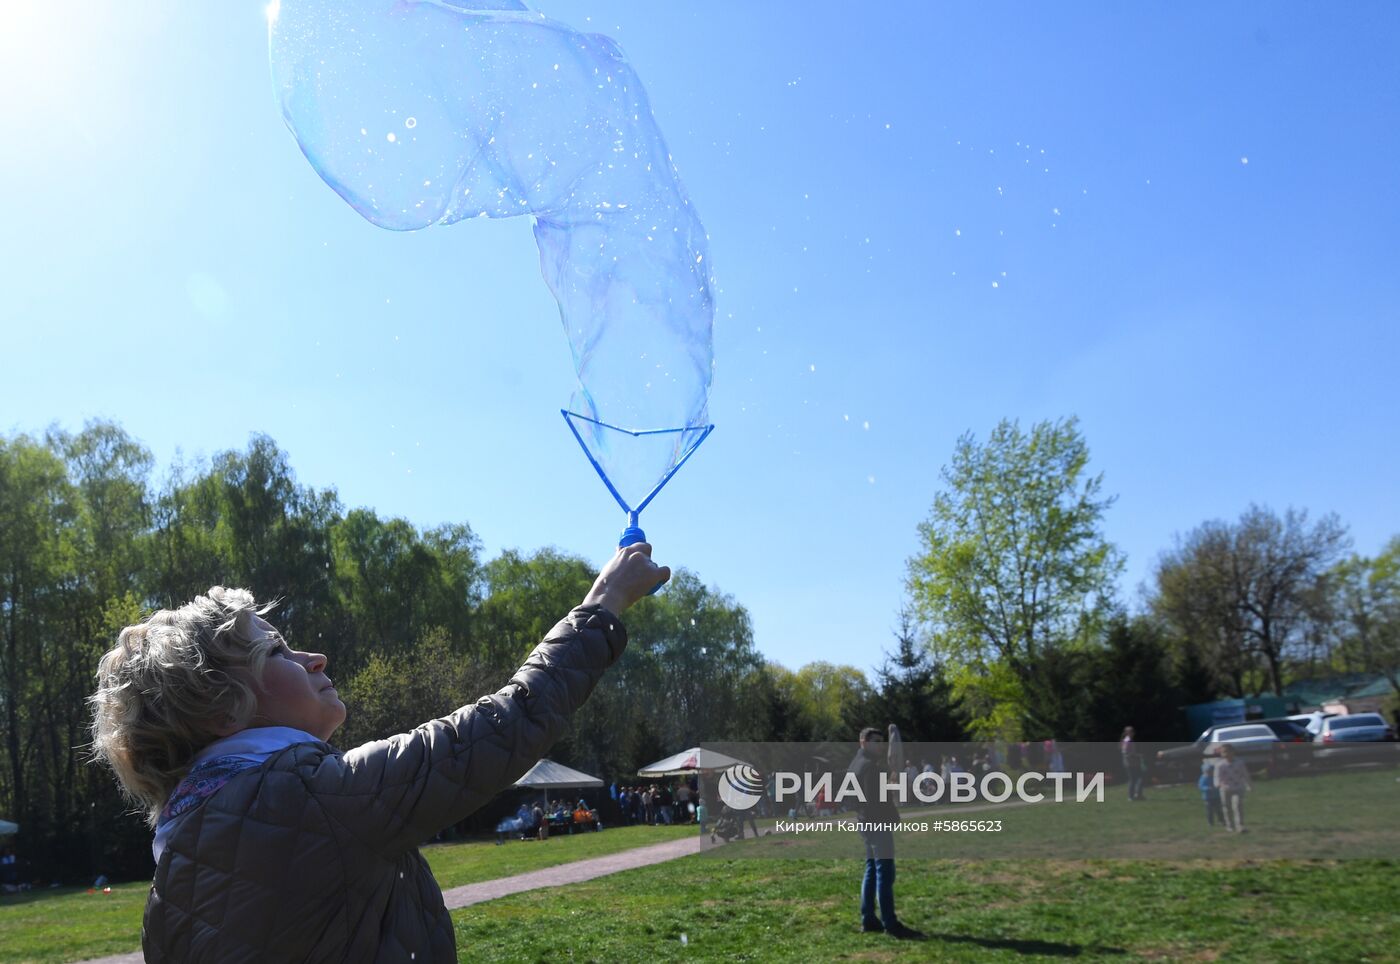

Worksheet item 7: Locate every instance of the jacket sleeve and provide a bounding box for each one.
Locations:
[297,604,626,856]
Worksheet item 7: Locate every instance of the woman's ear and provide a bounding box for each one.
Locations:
[210,701,250,738]
[210,714,242,738]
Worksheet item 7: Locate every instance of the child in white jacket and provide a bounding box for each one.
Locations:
[1212,744,1252,833]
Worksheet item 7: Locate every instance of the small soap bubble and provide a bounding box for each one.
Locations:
[1240,156,1249,165]
[404,117,417,129]
[386,132,397,143]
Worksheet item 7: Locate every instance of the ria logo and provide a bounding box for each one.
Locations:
[717,764,765,811]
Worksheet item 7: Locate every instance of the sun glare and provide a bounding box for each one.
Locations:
[266,1,282,26]
[0,2,47,65]
[0,2,106,127]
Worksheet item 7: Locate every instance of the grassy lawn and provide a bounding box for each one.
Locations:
[449,767,1400,961]
[2,770,1396,962]
[0,883,150,964]
[0,824,695,964]
[451,855,1400,962]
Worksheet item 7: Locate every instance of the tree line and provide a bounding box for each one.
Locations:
[3,417,1395,882]
[0,422,943,882]
[904,416,1399,742]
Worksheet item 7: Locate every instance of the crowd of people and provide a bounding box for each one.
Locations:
[494,799,601,843]
[491,778,709,844]
[607,779,701,827]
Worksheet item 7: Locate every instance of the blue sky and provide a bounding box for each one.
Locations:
[3,2,1397,677]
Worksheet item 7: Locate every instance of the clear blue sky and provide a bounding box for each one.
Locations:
[3,2,1397,677]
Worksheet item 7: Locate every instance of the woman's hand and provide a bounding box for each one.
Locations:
[581,542,671,616]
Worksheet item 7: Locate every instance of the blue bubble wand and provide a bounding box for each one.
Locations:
[562,410,712,591]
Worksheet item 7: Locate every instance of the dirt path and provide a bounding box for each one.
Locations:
[439,835,701,909]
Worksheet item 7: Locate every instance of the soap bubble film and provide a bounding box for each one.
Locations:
[270,0,713,507]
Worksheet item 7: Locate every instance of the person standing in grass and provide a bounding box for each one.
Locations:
[1121,726,1145,800]
[1213,744,1252,832]
[1197,760,1225,827]
[677,780,691,822]
[90,543,667,963]
[848,726,923,940]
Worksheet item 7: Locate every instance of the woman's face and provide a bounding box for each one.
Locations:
[247,616,346,740]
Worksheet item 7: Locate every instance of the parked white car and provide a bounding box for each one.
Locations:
[1204,723,1303,772]
[1313,713,1399,763]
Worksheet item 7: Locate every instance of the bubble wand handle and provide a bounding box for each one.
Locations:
[618,511,665,595]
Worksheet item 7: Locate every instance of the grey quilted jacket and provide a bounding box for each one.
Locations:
[143,605,627,963]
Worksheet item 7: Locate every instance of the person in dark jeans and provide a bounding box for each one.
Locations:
[1121,725,1145,800]
[848,726,923,940]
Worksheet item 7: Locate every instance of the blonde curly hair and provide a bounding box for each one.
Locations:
[89,587,278,826]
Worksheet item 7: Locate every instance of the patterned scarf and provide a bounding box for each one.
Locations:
[152,726,320,862]
[157,755,264,827]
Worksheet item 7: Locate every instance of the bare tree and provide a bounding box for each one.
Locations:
[1153,506,1350,696]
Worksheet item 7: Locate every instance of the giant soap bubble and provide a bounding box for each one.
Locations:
[269,0,713,516]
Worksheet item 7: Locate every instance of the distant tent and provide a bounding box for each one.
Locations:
[513,759,604,791]
[0,819,17,836]
[637,747,751,777]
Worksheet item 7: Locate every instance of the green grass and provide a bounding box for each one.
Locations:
[3,771,1397,963]
[446,767,1400,961]
[0,824,695,964]
[0,882,150,964]
[450,856,1400,962]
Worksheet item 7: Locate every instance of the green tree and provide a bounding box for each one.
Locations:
[337,627,492,748]
[1331,537,1400,698]
[475,548,594,674]
[51,423,155,875]
[562,568,760,776]
[148,436,345,655]
[873,609,963,742]
[1085,615,1185,742]
[0,433,78,871]
[906,417,1121,733]
[1153,506,1349,696]
[778,661,877,742]
[328,509,482,668]
[733,662,806,742]
[621,570,759,744]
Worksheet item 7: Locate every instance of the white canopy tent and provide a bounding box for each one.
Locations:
[637,747,751,777]
[513,759,606,810]
[513,759,604,791]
